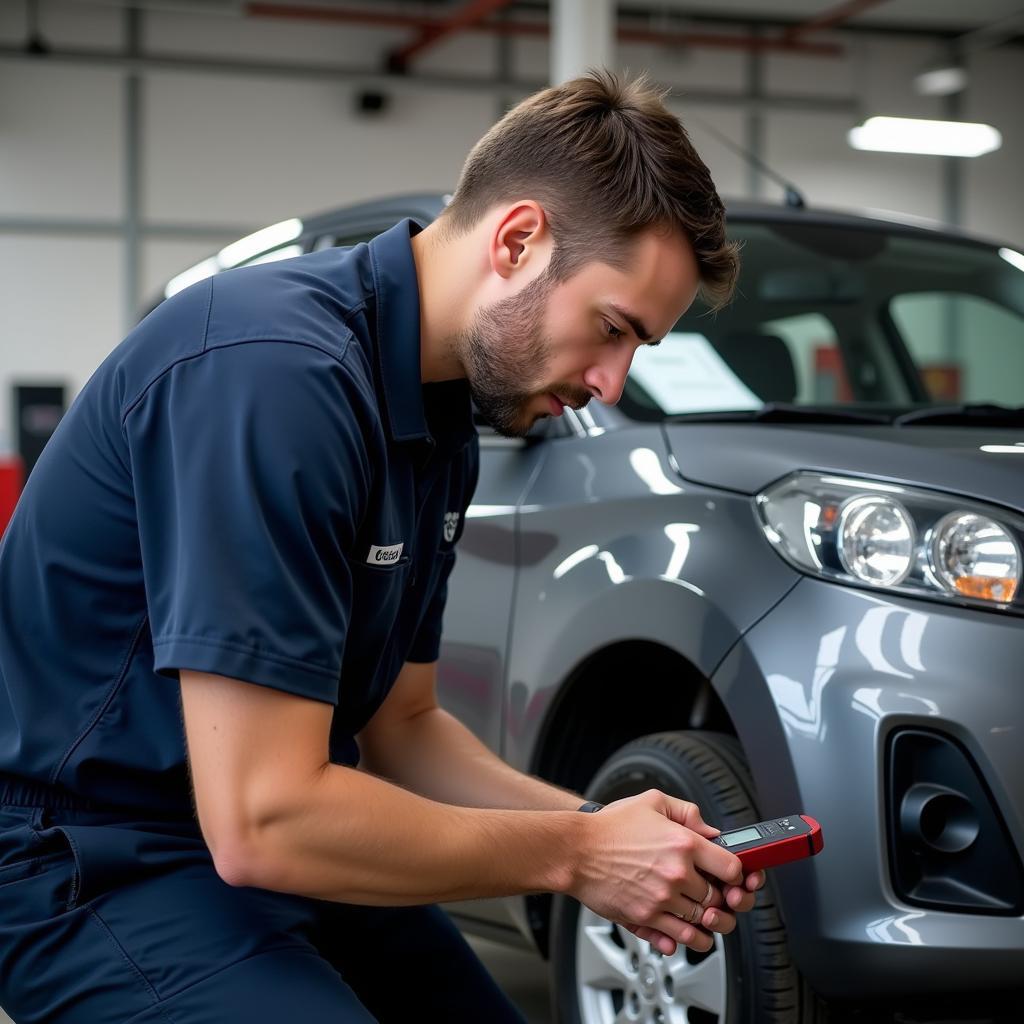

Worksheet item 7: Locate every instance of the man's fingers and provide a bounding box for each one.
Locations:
[663,893,707,927]
[724,884,757,913]
[692,821,722,840]
[673,898,737,936]
[722,871,764,911]
[679,872,723,909]
[701,906,737,935]
[648,911,715,954]
[643,790,745,883]
[692,836,744,885]
[624,923,678,957]
[657,793,712,832]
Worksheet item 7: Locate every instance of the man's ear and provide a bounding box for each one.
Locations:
[489,201,551,280]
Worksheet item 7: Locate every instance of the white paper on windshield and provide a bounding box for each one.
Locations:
[628,332,763,414]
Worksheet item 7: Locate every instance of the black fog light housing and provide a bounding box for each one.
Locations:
[899,783,981,855]
[887,729,1023,914]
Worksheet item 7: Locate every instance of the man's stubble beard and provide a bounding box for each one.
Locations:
[457,269,590,439]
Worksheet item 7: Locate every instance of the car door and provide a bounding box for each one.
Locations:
[436,420,550,751]
[438,419,551,932]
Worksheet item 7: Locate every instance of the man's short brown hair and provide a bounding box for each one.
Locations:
[440,70,740,311]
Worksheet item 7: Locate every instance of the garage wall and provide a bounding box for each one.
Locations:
[0,2,1022,456]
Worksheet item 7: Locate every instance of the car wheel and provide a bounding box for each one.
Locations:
[550,730,829,1024]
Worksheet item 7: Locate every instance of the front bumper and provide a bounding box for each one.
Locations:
[713,576,1024,1000]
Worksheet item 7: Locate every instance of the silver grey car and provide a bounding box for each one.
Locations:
[155,195,1024,1024]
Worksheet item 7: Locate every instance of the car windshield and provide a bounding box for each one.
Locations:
[622,219,1024,422]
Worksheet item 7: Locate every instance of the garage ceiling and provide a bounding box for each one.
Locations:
[613,0,1024,34]
[76,0,1024,37]
[225,0,1024,68]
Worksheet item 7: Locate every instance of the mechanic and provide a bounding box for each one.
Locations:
[0,71,762,1023]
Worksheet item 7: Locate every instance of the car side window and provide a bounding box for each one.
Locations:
[891,292,1024,405]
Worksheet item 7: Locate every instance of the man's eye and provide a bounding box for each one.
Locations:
[603,320,625,339]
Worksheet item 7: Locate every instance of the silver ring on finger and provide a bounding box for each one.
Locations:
[702,879,714,906]
[689,901,703,925]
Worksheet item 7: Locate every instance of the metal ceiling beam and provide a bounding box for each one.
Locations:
[246,3,844,56]
[245,3,432,31]
[0,218,250,240]
[387,0,518,73]
[0,42,540,93]
[0,43,859,111]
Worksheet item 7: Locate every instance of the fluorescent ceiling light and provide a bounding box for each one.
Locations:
[218,218,303,268]
[848,116,1001,157]
[914,66,968,96]
[999,247,1024,273]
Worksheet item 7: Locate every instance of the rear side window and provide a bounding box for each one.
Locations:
[891,292,1024,405]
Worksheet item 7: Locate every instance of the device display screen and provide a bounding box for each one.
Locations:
[721,827,761,847]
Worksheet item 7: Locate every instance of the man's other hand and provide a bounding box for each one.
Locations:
[568,789,766,956]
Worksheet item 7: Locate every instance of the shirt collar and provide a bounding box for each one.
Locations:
[367,218,476,453]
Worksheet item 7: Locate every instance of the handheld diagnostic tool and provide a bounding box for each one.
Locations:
[711,815,823,872]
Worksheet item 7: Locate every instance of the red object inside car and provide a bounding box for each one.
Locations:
[0,457,24,537]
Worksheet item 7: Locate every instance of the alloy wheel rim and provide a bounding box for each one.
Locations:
[575,906,728,1023]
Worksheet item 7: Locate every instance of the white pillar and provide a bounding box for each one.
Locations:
[552,0,615,84]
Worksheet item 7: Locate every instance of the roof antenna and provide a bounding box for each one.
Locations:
[686,110,806,209]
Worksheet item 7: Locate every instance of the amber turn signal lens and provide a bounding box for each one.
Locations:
[953,575,1019,602]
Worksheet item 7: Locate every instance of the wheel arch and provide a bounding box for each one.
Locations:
[524,639,738,957]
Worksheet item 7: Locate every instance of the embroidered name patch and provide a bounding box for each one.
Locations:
[367,543,404,565]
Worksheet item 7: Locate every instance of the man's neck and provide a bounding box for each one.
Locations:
[410,222,477,385]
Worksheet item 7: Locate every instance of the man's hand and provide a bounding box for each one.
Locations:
[569,789,766,956]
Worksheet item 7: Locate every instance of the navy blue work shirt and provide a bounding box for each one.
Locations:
[0,218,479,817]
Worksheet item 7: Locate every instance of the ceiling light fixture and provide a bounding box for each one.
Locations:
[914,64,968,96]
[848,116,1001,158]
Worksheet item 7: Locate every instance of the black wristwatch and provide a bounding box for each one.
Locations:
[577,800,605,813]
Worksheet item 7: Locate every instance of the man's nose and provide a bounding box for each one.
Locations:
[583,345,634,406]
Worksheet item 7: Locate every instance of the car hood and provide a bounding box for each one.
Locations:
[662,423,1024,510]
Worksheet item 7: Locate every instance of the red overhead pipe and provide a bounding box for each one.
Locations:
[783,0,893,41]
[246,3,844,58]
[388,0,518,72]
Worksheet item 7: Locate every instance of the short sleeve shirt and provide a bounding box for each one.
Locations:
[0,218,479,814]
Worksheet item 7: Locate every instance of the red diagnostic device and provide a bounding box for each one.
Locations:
[711,815,824,872]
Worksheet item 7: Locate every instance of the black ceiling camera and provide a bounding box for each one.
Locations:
[355,90,390,117]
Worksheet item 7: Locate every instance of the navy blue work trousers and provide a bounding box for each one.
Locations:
[0,789,529,1024]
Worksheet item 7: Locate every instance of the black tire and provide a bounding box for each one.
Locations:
[550,730,829,1024]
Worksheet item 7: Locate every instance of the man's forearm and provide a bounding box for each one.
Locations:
[227,760,585,906]
[357,706,584,811]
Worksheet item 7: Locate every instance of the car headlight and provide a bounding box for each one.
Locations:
[756,472,1022,614]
